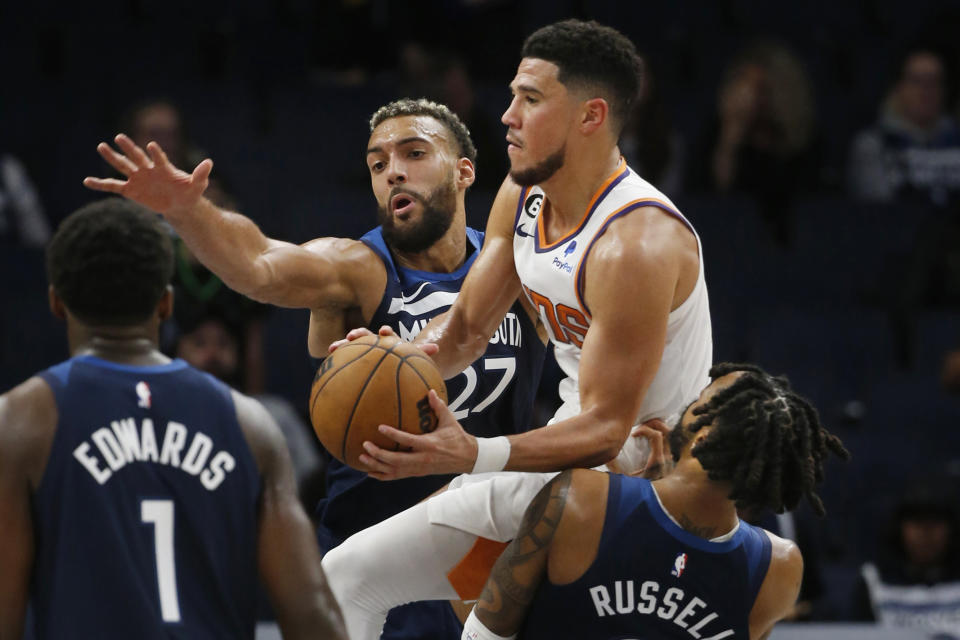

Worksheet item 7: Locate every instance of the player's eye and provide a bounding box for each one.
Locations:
[409,150,425,158]
[525,96,538,105]
[370,161,384,172]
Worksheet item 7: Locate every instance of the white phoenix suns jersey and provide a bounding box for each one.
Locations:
[512,159,712,470]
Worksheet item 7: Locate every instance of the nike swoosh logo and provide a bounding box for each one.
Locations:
[516,224,534,238]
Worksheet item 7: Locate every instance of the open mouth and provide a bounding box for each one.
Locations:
[390,193,417,217]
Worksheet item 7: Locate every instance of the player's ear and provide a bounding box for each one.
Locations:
[580,97,608,135]
[690,428,711,453]
[48,285,66,320]
[156,285,174,322]
[456,157,475,189]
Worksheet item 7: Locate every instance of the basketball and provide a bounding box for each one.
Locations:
[309,334,448,470]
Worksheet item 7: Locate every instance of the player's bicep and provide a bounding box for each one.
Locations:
[0,397,34,637]
[252,237,377,310]
[749,535,803,639]
[578,235,676,424]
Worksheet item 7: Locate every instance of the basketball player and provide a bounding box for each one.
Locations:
[320,20,713,638]
[0,199,345,639]
[461,363,850,640]
[83,99,546,639]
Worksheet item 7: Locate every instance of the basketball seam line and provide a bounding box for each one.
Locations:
[341,337,402,462]
[309,341,385,419]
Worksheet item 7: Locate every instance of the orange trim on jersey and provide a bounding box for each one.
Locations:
[535,158,628,251]
[446,537,510,600]
[574,197,682,319]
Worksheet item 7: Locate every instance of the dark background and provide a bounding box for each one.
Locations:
[3,0,960,622]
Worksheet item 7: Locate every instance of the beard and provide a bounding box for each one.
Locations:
[668,422,695,463]
[377,175,457,254]
[509,144,566,187]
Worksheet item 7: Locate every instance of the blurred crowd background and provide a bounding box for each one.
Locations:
[3,0,960,633]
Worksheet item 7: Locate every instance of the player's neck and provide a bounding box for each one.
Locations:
[69,324,170,366]
[538,146,622,229]
[392,213,468,273]
[652,472,739,541]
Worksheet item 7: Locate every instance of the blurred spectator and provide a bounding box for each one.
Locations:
[942,348,960,393]
[172,308,324,505]
[124,99,205,170]
[123,99,237,209]
[0,152,50,248]
[848,49,960,206]
[166,236,269,394]
[688,41,819,246]
[850,476,960,636]
[620,56,685,195]
[397,42,509,191]
[119,99,270,389]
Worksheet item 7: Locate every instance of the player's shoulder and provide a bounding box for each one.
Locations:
[748,528,804,635]
[544,469,611,583]
[552,469,610,524]
[0,376,57,434]
[762,528,803,577]
[590,177,696,270]
[0,376,58,482]
[303,235,378,264]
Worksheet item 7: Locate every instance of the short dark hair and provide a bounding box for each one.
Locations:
[521,19,643,135]
[369,98,478,165]
[46,198,174,326]
[683,363,850,516]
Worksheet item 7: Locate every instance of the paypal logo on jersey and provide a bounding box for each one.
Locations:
[551,240,577,273]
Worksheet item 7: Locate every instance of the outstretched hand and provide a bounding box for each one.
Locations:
[358,389,478,480]
[83,134,212,215]
[328,325,439,358]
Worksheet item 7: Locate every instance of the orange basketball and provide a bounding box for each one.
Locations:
[309,334,447,470]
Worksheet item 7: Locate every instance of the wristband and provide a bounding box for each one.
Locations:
[462,608,517,640]
[471,436,511,474]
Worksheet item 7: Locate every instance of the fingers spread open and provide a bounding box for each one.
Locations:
[82,176,127,193]
[145,141,171,167]
[97,142,138,176]
[114,133,154,169]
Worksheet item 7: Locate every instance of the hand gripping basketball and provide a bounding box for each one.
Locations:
[309,334,448,471]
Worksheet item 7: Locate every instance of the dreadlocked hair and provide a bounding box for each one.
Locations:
[688,363,850,517]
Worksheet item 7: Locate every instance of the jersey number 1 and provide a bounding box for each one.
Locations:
[142,499,182,623]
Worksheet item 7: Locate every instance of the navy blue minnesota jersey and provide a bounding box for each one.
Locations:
[316,226,545,548]
[521,475,772,640]
[31,356,261,640]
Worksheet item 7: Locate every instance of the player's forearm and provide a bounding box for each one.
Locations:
[504,411,628,472]
[164,197,275,298]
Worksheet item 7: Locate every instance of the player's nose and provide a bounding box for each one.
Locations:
[386,158,407,184]
[501,96,521,128]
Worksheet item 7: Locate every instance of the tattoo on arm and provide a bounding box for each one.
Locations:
[476,470,573,636]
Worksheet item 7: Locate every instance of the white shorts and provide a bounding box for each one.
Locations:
[426,471,558,541]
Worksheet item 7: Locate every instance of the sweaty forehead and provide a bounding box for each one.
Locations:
[368,115,450,150]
